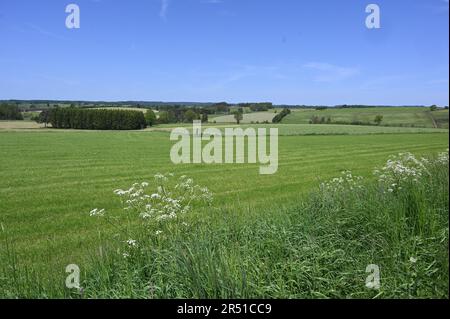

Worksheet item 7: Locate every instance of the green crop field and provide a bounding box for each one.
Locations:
[282,107,449,128]
[1,0,448,302]
[0,125,448,298]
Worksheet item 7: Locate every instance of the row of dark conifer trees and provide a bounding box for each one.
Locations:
[48,107,146,130]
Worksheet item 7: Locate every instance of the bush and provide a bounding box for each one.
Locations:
[145,109,157,127]
[272,108,291,123]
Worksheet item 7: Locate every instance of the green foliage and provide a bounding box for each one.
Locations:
[0,103,23,120]
[157,111,172,124]
[374,115,384,125]
[48,107,146,130]
[145,109,157,127]
[35,110,51,127]
[272,108,291,123]
[233,108,244,124]
[184,109,199,123]
[238,102,273,112]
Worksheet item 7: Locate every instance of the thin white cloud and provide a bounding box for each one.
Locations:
[303,62,360,83]
[160,0,170,19]
[27,23,66,40]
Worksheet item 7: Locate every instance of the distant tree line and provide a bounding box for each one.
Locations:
[46,107,146,130]
[155,102,273,116]
[156,108,208,124]
[309,115,332,124]
[272,108,291,123]
[309,115,384,126]
[0,103,23,120]
[237,102,273,112]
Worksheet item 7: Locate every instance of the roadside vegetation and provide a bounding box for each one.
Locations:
[1,150,447,298]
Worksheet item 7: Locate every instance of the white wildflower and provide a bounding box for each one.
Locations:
[126,239,137,247]
[89,208,105,217]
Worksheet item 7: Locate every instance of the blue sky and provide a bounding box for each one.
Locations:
[0,0,448,105]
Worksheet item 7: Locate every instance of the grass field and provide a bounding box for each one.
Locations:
[0,126,448,297]
[210,111,277,124]
[0,114,449,298]
[282,107,449,128]
[151,123,448,136]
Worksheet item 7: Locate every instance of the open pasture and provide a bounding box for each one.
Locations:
[0,129,447,279]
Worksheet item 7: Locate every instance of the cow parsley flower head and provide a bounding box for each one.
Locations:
[320,170,364,193]
[126,239,137,247]
[108,173,213,233]
[89,208,105,217]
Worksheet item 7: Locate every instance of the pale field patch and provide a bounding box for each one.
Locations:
[211,111,277,123]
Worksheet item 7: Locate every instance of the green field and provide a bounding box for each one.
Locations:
[283,107,449,128]
[211,111,277,123]
[0,121,448,298]
[157,123,448,136]
[208,107,449,128]
[0,131,447,258]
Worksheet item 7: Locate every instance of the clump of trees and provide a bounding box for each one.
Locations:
[233,108,244,124]
[46,107,146,130]
[272,108,291,123]
[309,115,331,124]
[36,109,51,127]
[374,115,383,125]
[238,102,273,112]
[0,103,23,120]
[156,108,208,124]
[145,109,157,127]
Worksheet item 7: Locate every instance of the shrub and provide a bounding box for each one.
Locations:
[272,108,291,123]
[145,109,157,127]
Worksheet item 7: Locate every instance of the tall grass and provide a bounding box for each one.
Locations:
[0,151,448,298]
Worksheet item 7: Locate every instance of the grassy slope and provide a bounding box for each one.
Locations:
[283,107,449,128]
[0,130,448,279]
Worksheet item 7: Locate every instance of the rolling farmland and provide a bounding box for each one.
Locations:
[0,126,448,297]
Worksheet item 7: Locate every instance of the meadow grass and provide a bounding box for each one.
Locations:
[146,123,448,135]
[283,107,449,128]
[0,129,448,298]
[1,149,447,298]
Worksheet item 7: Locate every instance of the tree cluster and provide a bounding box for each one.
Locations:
[272,108,291,123]
[47,107,146,130]
[0,103,23,120]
